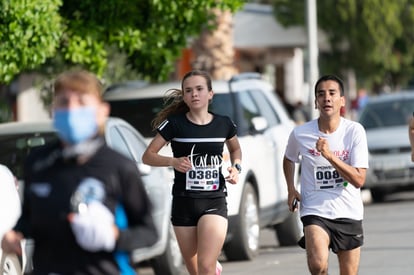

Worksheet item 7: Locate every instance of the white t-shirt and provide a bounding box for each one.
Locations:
[284,117,369,220]
[0,165,21,239]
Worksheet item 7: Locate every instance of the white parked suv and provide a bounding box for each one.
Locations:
[104,72,302,261]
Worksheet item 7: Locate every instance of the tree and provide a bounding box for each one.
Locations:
[270,0,414,91]
[0,0,62,84]
[0,0,244,85]
[191,9,239,80]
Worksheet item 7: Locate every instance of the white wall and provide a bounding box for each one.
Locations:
[284,48,307,105]
[16,74,50,122]
[17,88,50,121]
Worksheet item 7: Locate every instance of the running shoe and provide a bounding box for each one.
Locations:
[216,261,222,275]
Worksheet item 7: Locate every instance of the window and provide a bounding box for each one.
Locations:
[0,132,58,179]
[238,91,260,132]
[107,126,134,160]
[249,89,281,127]
[109,98,164,138]
[209,94,235,121]
[360,98,414,129]
[116,125,146,161]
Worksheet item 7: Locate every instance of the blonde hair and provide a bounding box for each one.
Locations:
[151,70,212,129]
[54,70,103,100]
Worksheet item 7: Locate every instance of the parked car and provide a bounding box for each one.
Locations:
[104,72,302,261]
[358,91,414,202]
[0,118,183,275]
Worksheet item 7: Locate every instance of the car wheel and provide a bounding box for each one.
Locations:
[370,188,387,203]
[223,183,259,261]
[0,253,22,275]
[274,210,302,246]
[150,225,184,275]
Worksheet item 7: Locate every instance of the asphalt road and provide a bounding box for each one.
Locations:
[137,190,414,275]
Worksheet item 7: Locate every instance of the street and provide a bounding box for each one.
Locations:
[137,190,414,275]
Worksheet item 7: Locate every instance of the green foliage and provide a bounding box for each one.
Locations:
[0,0,62,83]
[271,0,414,90]
[0,0,243,85]
[0,0,245,121]
[60,0,243,82]
[0,0,243,86]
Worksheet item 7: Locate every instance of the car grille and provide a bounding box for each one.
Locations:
[373,167,414,180]
[369,146,411,155]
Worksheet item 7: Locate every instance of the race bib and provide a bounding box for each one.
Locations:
[314,165,347,190]
[186,166,220,191]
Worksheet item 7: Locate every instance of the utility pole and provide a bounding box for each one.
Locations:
[306,0,319,119]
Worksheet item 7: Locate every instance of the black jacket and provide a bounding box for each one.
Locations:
[16,140,157,274]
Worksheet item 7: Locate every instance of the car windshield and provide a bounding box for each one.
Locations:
[109,98,164,138]
[109,94,235,138]
[0,132,58,179]
[359,97,414,129]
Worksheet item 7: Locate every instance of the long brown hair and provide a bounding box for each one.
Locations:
[151,70,213,129]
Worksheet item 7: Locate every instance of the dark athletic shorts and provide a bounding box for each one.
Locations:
[171,196,228,226]
[298,215,364,253]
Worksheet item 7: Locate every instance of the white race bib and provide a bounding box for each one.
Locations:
[186,166,220,191]
[314,165,348,190]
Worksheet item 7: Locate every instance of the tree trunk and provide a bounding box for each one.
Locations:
[191,9,238,80]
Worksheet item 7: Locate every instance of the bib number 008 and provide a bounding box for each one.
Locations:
[315,170,340,180]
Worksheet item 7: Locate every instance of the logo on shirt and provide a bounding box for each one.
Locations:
[158,119,169,131]
[189,144,223,168]
[308,148,350,161]
[70,177,106,213]
[308,148,321,156]
[332,150,349,161]
[30,183,52,197]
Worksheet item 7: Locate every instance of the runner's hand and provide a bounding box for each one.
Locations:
[68,202,116,252]
[225,166,239,184]
[172,157,192,173]
[1,230,23,255]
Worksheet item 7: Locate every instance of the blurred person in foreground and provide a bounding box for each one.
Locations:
[283,75,369,275]
[1,70,157,275]
[142,70,242,275]
[409,112,414,161]
[0,164,22,272]
[0,164,21,241]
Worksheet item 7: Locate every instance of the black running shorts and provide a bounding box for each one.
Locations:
[299,215,364,253]
[171,196,228,226]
